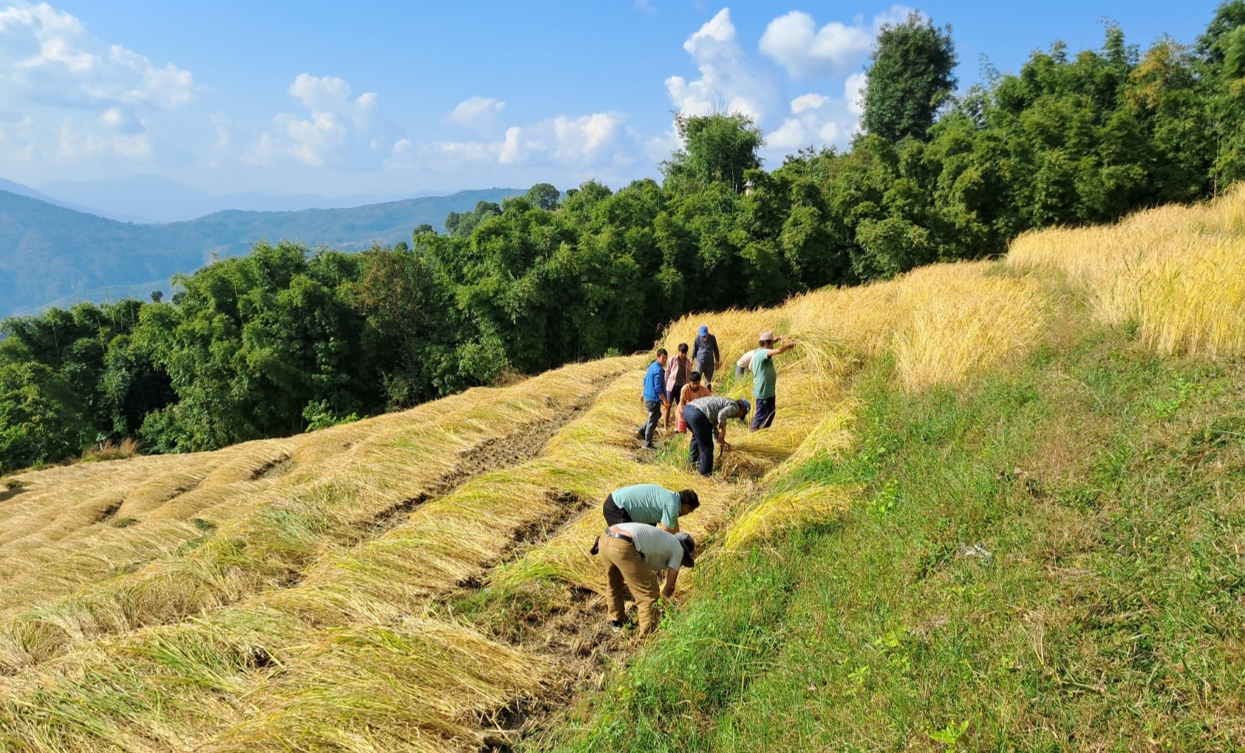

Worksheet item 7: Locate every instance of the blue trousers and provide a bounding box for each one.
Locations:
[683,404,715,476]
[751,396,775,431]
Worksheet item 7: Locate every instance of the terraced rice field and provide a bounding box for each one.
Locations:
[5,188,1245,751]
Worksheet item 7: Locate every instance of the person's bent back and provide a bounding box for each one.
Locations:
[599,522,696,635]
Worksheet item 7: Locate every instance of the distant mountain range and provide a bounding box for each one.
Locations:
[0,187,522,318]
[37,174,395,224]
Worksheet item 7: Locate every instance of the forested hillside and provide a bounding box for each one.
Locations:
[0,188,520,318]
[4,5,1245,472]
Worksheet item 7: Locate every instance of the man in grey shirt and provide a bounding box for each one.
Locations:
[599,522,696,636]
[691,325,721,388]
[682,395,751,476]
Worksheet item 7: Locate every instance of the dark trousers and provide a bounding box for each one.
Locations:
[696,360,715,387]
[752,396,776,431]
[639,400,662,447]
[683,404,715,476]
[592,494,635,555]
[603,494,633,527]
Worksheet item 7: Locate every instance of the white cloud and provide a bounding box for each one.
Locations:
[387,110,633,176]
[760,6,914,79]
[262,73,397,167]
[56,116,151,161]
[0,2,195,166]
[0,2,196,109]
[766,75,867,152]
[665,8,783,122]
[845,72,867,116]
[634,0,656,14]
[446,96,506,132]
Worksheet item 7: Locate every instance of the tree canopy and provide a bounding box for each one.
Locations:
[862,12,958,142]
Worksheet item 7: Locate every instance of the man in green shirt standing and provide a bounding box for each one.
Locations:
[749,330,796,431]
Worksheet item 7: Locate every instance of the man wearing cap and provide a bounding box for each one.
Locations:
[682,395,751,476]
[600,522,696,635]
[748,331,796,431]
[590,484,700,555]
[691,325,721,389]
[636,348,668,450]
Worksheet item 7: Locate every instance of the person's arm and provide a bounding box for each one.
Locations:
[662,568,679,599]
[766,340,797,358]
[650,367,668,406]
[712,337,720,367]
[658,504,679,534]
[718,419,731,450]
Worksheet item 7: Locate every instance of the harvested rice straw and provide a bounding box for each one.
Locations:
[0,356,637,670]
[724,484,856,548]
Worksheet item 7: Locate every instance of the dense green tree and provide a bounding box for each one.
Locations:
[862,12,958,142]
[0,362,86,472]
[664,113,763,193]
[525,183,561,210]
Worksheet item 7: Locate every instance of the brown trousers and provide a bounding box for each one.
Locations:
[601,534,662,635]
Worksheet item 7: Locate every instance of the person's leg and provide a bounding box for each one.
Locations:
[602,538,628,625]
[762,396,775,429]
[614,540,662,635]
[751,397,775,431]
[643,400,662,447]
[750,397,770,431]
[665,384,684,432]
[686,407,715,476]
[683,406,700,466]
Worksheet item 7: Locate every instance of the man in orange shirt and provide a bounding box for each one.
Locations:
[676,371,711,432]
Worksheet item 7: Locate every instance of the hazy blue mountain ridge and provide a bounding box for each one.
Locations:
[0,187,521,318]
[39,174,393,223]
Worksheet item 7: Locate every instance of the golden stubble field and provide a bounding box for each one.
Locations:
[3,188,1244,751]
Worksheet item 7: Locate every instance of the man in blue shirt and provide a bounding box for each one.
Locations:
[636,348,668,449]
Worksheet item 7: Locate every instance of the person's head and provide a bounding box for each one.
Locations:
[674,531,696,568]
[736,398,751,423]
[678,489,700,517]
[699,325,709,337]
[689,370,702,386]
[656,347,668,366]
[678,342,689,356]
[759,330,775,347]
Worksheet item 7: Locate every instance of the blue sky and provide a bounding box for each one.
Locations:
[0,0,1226,198]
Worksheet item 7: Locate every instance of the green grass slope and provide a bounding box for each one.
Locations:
[537,292,1245,751]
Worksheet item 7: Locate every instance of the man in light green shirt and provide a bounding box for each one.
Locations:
[607,483,698,531]
[590,483,700,555]
[749,330,795,431]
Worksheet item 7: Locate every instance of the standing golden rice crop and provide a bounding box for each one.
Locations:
[1009,185,1245,356]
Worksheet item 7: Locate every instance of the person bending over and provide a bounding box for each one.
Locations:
[591,484,699,555]
[599,522,696,636]
[682,395,751,477]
